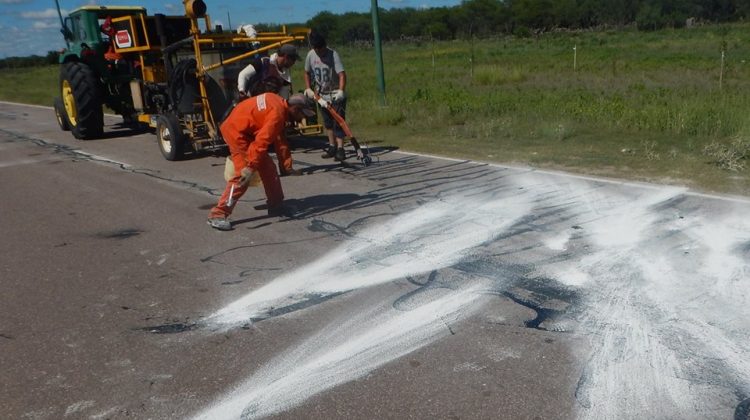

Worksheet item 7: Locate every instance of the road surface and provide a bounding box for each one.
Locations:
[1,102,749,420]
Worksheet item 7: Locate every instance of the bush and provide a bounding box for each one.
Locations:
[703,137,750,171]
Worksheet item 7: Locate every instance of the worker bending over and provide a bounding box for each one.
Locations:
[236,44,303,176]
[207,93,315,231]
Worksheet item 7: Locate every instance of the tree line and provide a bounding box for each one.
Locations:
[2,0,745,67]
[307,0,750,44]
[0,51,59,69]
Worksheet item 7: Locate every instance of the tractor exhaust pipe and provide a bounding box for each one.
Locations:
[54,0,69,48]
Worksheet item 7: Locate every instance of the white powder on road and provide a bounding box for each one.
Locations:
[206,192,532,328]
[193,287,486,419]
[535,182,750,419]
[197,170,750,419]
[195,189,534,418]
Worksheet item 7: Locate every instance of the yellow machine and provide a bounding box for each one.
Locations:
[54,0,320,160]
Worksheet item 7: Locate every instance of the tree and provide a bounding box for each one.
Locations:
[636,0,666,30]
[461,0,509,36]
[511,0,556,30]
[307,11,339,39]
[339,13,372,43]
[46,50,60,65]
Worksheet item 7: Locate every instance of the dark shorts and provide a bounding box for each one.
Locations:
[321,98,347,139]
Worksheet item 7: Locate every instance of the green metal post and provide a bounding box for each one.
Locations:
[371,0,386,105]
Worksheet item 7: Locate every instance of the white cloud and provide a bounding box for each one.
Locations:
[33,21,59,29]
[0,0,31,4]
[21,8,66,19]
[0,23,65,57]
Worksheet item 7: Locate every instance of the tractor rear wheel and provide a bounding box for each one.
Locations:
[156,113,187,161]
[60,61,104,140]
[53,97,70,131]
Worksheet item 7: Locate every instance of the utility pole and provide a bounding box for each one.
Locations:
[371,0,386,105]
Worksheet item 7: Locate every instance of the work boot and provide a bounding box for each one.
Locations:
[334,147,346,162]
[207,217,232,231]
[280,168,303,177]
[322,145,337,159]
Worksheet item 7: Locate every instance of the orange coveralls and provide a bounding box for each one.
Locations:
[274,133,294,174]
[209,93,287,219]
[236,97,293,174]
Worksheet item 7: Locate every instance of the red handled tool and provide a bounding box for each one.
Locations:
[314,93,372,166]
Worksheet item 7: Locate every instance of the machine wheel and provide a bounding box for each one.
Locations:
[60,62,104,139]
[156,113,187,161]
[53,97,70,131]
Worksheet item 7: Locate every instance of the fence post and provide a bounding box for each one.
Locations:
[469,24,475,81]
[431,34,436,80]
[719,50,725,91]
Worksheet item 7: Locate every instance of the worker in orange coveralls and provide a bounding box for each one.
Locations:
[207,92,315,231]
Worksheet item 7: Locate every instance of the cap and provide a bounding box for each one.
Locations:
[278,44,301,60]
[288,93,316,117]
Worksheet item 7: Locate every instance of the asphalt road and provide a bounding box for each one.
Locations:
[1,102,749,420]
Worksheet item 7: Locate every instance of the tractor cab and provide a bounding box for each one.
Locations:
[60,7,147,65]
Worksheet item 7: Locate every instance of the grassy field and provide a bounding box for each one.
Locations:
[2,23,749,195]
[0,65,59,105]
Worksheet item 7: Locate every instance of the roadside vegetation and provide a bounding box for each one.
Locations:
[0,66,59,106]
[1,23,749,194]
[344,23,750,195]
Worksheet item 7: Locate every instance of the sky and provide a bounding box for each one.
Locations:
[0,0,462,58]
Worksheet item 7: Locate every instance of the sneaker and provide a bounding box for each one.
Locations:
[207,217,232,231]
[322,145,337,159]
[334,148,346,162]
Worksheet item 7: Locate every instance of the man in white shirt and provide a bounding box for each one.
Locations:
[237,44,300,99]
[303,31,347,162]
[235,44,302,176]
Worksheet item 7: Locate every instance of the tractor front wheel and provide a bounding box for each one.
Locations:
[53,97,70,131]
[60,62,104,139]
[156,113,187,161]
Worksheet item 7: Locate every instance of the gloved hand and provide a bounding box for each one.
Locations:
[304,88,315,99]
[332,89,345,102]
[238,166,259,188]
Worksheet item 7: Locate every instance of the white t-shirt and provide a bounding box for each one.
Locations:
[304,48,344,95]
[237,53,292,99]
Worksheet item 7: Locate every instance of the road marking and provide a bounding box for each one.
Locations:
[0,157,56,168]
[1,101,747,203]
[396,150,750,204]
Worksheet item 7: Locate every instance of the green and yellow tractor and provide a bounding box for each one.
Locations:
[53,0,316,160]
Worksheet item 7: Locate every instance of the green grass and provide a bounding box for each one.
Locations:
[2,23,749,195]
[0,66,58,106]
[341,24,750,195]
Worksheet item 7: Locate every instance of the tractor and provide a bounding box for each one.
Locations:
[53,0,318,160]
